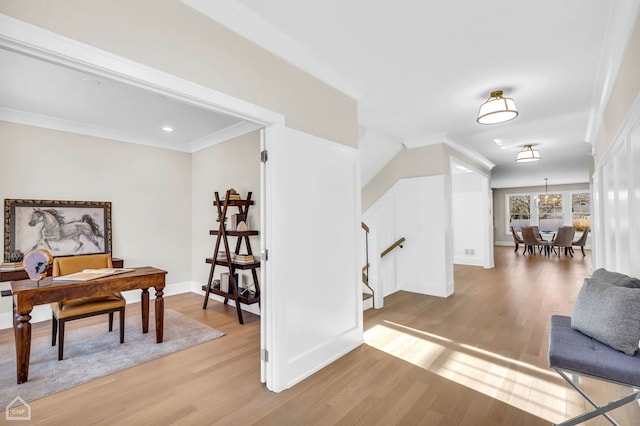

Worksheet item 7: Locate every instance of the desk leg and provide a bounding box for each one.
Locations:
[141,288,149,334]
[155,286,164,343]
[15,310,32,384]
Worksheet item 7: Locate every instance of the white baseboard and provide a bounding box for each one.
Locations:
[453,256,483,266]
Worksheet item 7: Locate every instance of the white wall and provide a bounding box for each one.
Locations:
[593,99,640,275]
[363,175,454,299]
[0,121,192,327]
[191,131,261,315]
[452,170,485,266]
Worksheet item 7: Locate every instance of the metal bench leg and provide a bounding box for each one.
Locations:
[554,369,640,426]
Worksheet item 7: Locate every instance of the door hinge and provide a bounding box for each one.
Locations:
[261,249,269,261]
[261,150,268,162]
[261,349,269,362]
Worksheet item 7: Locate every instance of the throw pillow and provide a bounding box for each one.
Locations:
[591,268,640,288]
[571,278,640,355]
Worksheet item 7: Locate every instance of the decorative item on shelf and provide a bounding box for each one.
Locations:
[234,254,255,264]
[230,213,246,231]
[223,188,241,201]
[237,221,249,232]
[215,215,227,227]
[22,248,53,283]
[216,251,234,261]
[477,90,518,124]
[516,144,541,162]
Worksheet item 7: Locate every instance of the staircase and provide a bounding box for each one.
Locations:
[361,222,405,310]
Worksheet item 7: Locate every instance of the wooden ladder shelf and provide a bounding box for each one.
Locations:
[202,190,260,324]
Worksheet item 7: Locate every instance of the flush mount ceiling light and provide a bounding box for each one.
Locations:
[516,144,541,162]
[162,126,174,133]
[477,90,518,124]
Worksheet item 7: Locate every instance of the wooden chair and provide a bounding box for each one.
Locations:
[510,226,524,252]
[552,226,575,257]
[571,226,590,256]
[51,254,126,360]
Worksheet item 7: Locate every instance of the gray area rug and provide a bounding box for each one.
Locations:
[0,309,223,407]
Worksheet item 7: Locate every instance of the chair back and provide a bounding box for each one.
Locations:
[553,226,575,247]
[521,227,540,245]
[573,226,590,245]
[510,227,524,243]
[52,254,112,277]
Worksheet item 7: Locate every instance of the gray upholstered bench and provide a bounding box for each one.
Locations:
[549,315,640,425]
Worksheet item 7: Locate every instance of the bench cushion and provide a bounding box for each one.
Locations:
[571,278,640,355]
[549,315,640,387]
[592,268,640,288]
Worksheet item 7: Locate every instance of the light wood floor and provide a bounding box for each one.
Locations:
[2,247,639,425]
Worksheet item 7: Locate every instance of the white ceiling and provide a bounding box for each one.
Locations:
[2,2,639,188]
[184,0,639,188]
[0,48,253,153]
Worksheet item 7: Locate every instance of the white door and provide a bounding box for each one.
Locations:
[263,126,362,392]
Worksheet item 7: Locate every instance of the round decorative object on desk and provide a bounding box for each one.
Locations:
[23,249,53,282]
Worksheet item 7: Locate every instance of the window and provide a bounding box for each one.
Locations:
[537,193,562,219]
[572,192,591,231]
[508,195,530,230]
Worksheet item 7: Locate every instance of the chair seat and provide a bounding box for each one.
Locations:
[52,292,125,319]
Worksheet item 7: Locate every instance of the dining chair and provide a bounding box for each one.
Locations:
[510,227,524,253]
[51,254,126,360]
[571,226,590,256]
[552,226,576,257]
[521,227,552,255]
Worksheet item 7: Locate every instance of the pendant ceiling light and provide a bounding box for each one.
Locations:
[538,178,560,204]
[477,90,518,124]
[516,144,541,162]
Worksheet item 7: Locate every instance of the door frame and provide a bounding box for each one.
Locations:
[0,13,284,390]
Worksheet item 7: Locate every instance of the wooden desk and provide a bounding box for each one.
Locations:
[0,258,124,282]
[10,266,167,384]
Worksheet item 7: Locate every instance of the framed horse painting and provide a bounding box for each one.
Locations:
[4,199,112,260]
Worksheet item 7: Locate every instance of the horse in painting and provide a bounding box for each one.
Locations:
[28,208,104,253]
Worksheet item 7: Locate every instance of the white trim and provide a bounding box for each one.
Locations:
[189,121,263,152]
[445,139,495,171]
[0,14,284,129]
[585,0,640,144]
[0,107,192,152]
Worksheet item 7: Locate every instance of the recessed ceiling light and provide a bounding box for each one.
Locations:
[162,126,174,133]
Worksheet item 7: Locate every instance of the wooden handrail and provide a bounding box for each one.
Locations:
[381,237,405,258]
